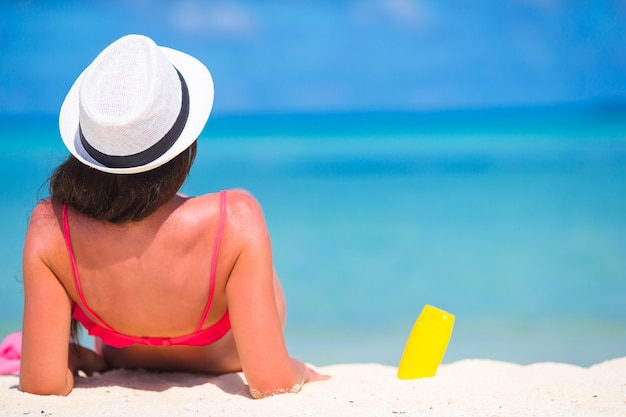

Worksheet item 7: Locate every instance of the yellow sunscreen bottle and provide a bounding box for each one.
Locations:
[397,304,455,379]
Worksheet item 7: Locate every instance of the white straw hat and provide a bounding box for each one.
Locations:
[59,34,214,174]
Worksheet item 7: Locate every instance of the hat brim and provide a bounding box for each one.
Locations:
[59,45,214,174]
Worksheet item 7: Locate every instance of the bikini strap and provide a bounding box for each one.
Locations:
[62,204,114,331]
[195,190,228,332]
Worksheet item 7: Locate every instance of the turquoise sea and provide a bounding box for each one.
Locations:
[1,107,625,367]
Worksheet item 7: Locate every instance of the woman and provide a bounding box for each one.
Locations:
[19,34,327,398]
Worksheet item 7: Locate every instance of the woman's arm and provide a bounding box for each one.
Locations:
[224,192,327,398]
[20,209,75,395]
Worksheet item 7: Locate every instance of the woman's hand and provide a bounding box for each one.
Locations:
[292,358,330,385]
[305,364,331,383]
[68,344,108,376]
[291,358,331,394]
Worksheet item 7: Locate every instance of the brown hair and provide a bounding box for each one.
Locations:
[50,142,197,224]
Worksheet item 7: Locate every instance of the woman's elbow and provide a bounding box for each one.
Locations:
[248,381,303,399]
[19,370,74,396]
[247,373,304,399]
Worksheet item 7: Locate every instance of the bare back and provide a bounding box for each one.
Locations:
[28,191,247,373]
[59,192,231,339]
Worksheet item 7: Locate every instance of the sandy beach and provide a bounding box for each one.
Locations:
[1,357,624,416]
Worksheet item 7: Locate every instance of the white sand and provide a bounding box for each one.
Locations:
[1,357,624,416]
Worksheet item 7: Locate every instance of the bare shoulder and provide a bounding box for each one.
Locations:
[183,189,263,218]
[221,189,269,244]
[26,200,61,238]
[23,200,63,265]
[226,189,265,221]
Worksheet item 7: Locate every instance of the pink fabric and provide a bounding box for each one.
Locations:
[0,331,21,375]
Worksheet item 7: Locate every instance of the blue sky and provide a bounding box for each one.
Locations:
[1,0,625,115]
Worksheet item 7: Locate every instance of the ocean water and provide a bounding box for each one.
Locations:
[1,107,625,367]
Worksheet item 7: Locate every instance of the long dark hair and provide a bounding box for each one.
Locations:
[50,142,197,224]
